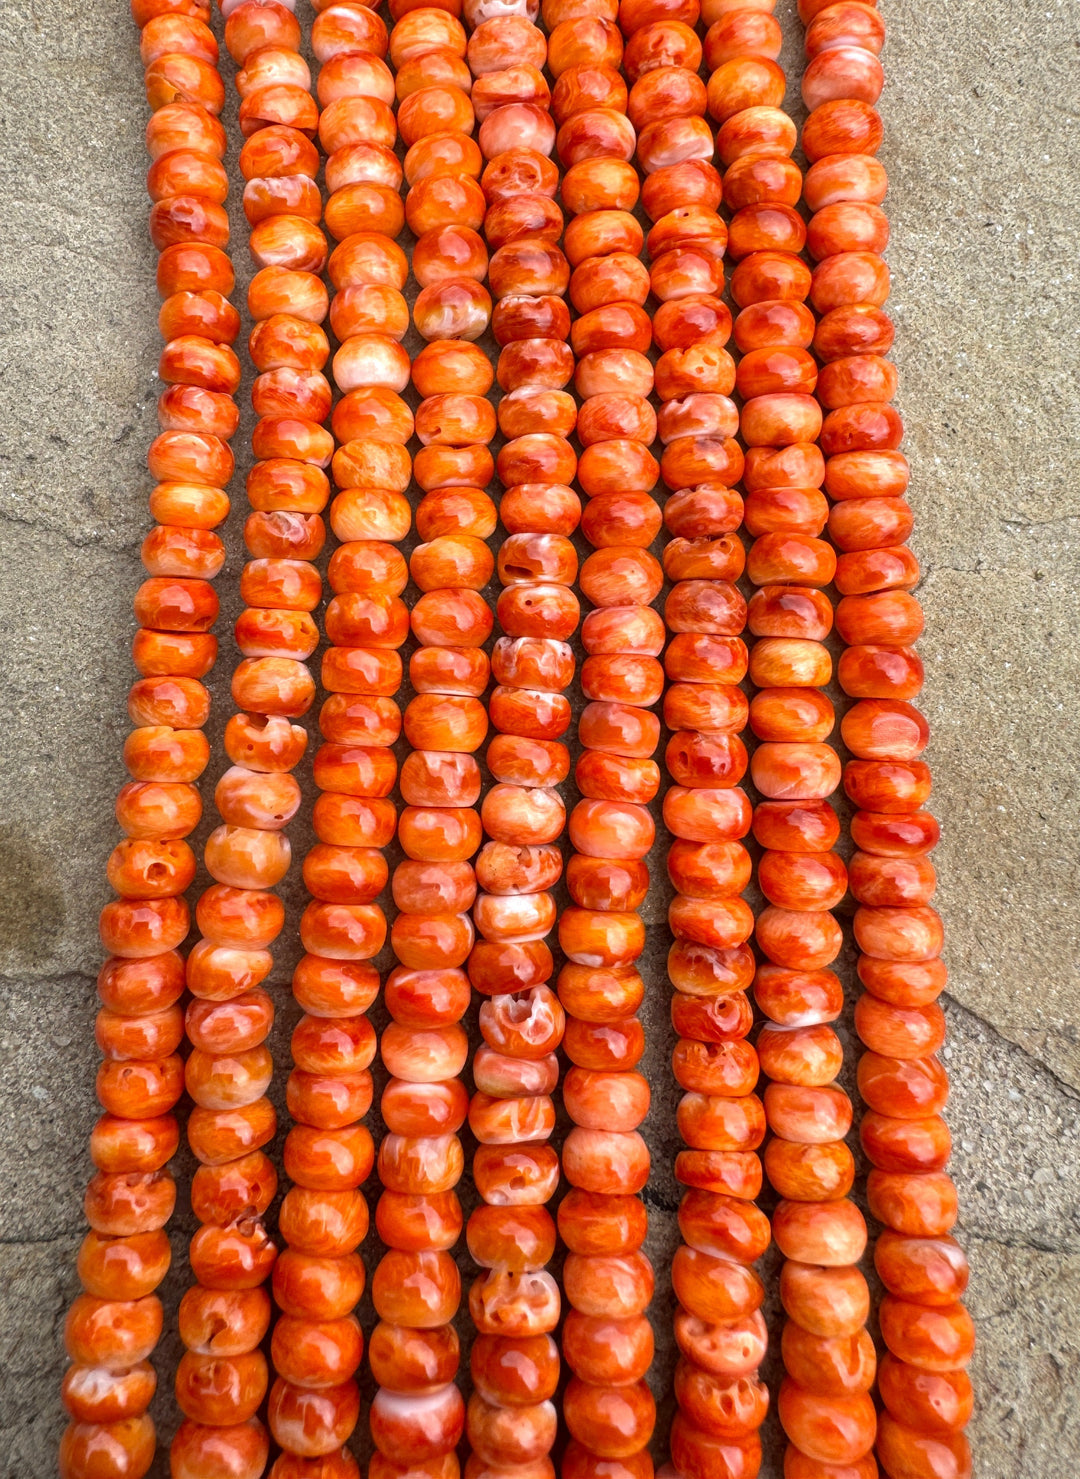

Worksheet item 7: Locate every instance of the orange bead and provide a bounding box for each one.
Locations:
[369,1384,465,1464]
[669,1416,762,1479]
[272,1250,365,1322]
[59,1416,157,1479]
[470,1266,560,1337]
[61,1358,157,1424]
[802,100,883,164]
[270,1315,363,1389]
[65,1292,163,1371]
[878,1296,975,1372]
[471,1332,559,1407]
[877,1353,973,1435]
[781,1324,876,1400]
[765,1082,852,1144]
[780,1262,869,1339]
[777,1379,876,1464]
[175,1349,268,1425]
[366,1320,459,1395]
[876,1414,972,1479]
[875,1230,969,1308]
[564,1379,656,1460]
[467,1393,556,1465]
[772,1197,867,1266]
[267,1378,360,1459]
[754,962,842,1026]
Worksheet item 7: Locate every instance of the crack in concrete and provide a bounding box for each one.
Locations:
[0,506,141,557]
[946,996,1080,1100]
[965,1227,1077,1256]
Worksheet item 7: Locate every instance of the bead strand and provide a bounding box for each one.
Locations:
[366,7,494,1473]
[261,1,405,1473]
[795,3,976,1475]
[548,0,664,1468]
[627,0,776,1473]
[170,3,332,1474]
[705,3,882,1472]
[60,6,234,1477]
[457,5,574,1475]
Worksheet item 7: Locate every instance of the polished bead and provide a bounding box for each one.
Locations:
[754,963,842,1026]
[874,1230,969,1308]
[563,1312,653,1386]
[750,688,834,744]
[867,1170,958,1238]
[765,1082,852,1143]
[876,1414,973,1479]
[780,1262,869,1339]
[467,1394,557,1464]
[772,1198,867,1266]
[369,1385,465,1464]
[877,1352,973,1435]
[58,1416,157,1479]
[672,1246,764,1326]
[765,1139,853,1203]
[564,1379,656,1459]
[777,1379,876,1464]
[758,1022,844,1084]
[802,99,883,163]
[469,1266,561,1334]
[878,1296,976,1372]
[856,1000,946,1062]
[366,1320,459,1396]
[758,851,847,912]
[672,1303,766,1383]
[861,1112,951,1174]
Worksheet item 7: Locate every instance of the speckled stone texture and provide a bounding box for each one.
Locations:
[0,0,1077,1474]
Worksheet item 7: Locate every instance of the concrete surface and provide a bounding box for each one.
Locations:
[0,0,1078,1473]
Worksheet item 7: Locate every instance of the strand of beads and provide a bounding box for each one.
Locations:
[59,6,234,1477]
[168,4,331,1475]
[363,7,496,1474]
[259,2,405,1474]
[706,5,882,1474]
[456,7,573,1477]
[544,0,669,1469]
[622,0,776,1473]
[795,5,975,1475]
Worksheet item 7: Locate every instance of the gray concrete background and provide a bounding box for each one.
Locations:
[0,0,1078,1473]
